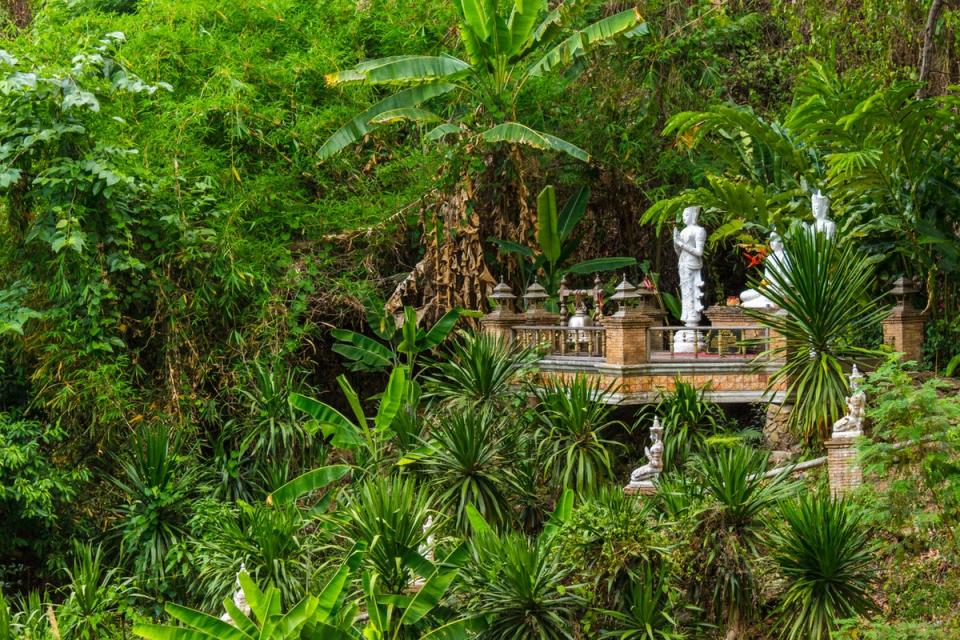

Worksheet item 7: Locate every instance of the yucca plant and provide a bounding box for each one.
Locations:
[655,379,724,472]
[652,471,706,523]
[419,409,515,532]
[745,225,888,442]
[599,565,685,640]
[425,331,535,409]
[234,357,313,463]
[59,542,129,640]
[110,423,198,591]
[768,491,877,640]
[193,500,318,609]
[320,1,646,162]
[464,530,584,639]
[685,446,796,636]
[342,475,435,594]
[534,375,624,495]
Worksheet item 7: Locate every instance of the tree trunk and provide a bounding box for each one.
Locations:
[918,0,948,98]
[2,0,32,29]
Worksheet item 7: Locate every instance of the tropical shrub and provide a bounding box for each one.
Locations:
[110,424,198,595]
[681,446,796,635]
[332,305,466,376]
[233,357,314,463]
[768,491,877,640]
[534,375,624,495]
[341,475,434,594]
[463,530,584,639]
[58,542,131,640]
[320,0,646,164]
[419,409,515,532]
[289,367,412,472]
[598,565,687,640]
[0,412,89,566]
[192,499,320,610]
[555,487,667,613]
[654,379,724,471]
[425,331,534,409]
[746,225,888,442]
[135,566,353,640]
[494,185,635,295]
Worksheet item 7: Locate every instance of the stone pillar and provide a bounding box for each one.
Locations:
[882,306,925,364]
[480,309,523,343]
[603,308,653,366]
[882,276,926,364]
[481,279,523,342]
[825,438,861,496]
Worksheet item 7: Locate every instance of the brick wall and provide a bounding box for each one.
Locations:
[825,438,861,496]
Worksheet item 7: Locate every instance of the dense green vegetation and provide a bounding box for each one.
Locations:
[1,0,959,638]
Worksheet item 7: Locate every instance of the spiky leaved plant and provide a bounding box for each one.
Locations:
[534,374,624,495]
[745,225,888,442]
[768,491,877,640]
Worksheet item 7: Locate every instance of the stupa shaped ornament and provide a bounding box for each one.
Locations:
[831,365,866,439]
[627,417,664,491]
[672,206,706,352]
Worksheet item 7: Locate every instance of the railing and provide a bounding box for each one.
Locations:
[511,325,606,358]
[648,325,770,361]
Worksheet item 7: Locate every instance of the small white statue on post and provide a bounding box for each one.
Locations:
[673,206,706,352]
[627,417,664,492]
[831,365,866,439]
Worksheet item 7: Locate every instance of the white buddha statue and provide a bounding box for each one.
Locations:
[740,232,789,309]
[807,190,836,239]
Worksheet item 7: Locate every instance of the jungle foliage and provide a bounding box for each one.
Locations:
[0,0,958,638]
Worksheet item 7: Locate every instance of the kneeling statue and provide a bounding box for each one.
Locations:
[629,418,664,485]
[832,366,866,438]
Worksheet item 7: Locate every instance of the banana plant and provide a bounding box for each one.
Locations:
[493,185,635,295]
[332,305,473,375]
[355,546,478,640]
[287,366,413,470]
[319,1,647,161]
[133,557,358,640]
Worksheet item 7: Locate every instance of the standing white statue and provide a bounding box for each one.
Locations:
[628,417,664,489]
[673,206,706,327]
[807,190,836,239]
[831,365,866,438]
[740,232,790,309]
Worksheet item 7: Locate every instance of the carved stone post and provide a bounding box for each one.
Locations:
[882,276,926,364]
[480,278,523,343]
[604,277,653,366]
